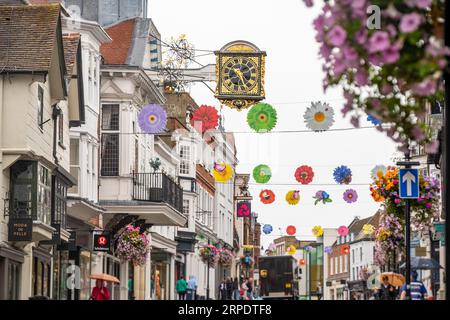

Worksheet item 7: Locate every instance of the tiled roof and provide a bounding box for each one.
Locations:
[0,4,61,73]
[63,33,80,75]
[100,18,136,65]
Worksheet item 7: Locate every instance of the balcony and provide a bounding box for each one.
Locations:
[132,172,183,213]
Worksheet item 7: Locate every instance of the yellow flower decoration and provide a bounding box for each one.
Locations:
[287,245,296,255]
[212,163,233,183]
[285,190,300,205]
[312,226,324,237]
[362,224,375,235]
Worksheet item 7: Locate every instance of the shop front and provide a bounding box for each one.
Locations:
[151,250,172,300]
[0,244,25,300]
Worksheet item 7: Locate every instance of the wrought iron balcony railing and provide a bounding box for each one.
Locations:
[132,172,183,213]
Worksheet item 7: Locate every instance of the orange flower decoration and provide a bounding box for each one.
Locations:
[341,245,350,255]
[286,225,296,236]
[259,189,275,204]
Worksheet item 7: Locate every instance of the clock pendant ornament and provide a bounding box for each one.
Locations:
[215,41,266,111]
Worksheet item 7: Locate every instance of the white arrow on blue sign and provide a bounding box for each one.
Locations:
[399,168,419,199]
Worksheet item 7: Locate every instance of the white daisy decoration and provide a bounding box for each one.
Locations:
[371,165,387,180]
[304,101,335,132]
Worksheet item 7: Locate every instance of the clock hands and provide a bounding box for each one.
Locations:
[233,67,246,85]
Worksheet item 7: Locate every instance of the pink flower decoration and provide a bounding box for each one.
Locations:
[368,31,390,53]
[327,25,347,46]
[399,12,423,33]
[338,225,349,236]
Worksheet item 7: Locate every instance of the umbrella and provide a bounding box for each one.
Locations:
[379,272,405,287]
[90,273,120,284]
[400,257,443,270]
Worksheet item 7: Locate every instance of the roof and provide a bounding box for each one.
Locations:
[0,4,61,73]
[100,18,136,65]
[62,33,81,75]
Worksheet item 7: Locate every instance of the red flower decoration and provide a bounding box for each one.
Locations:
[299,259,306,266]
[286,225,296,236]
[295,165,314,184]
[190,105,219,133]
[259,189,275,204]
[341,245,350,255]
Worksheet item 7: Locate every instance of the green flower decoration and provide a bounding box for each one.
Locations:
[247,103,277,133]
[253,164,272,184]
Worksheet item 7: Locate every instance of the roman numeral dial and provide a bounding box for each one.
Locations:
[221,57,258,94]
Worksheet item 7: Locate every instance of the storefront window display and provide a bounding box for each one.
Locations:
[32,250,51,298]
[52,251,69,300]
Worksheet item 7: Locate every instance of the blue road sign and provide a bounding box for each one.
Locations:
[399,168,419,199]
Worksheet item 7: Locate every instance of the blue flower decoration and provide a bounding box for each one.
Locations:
[304,245,313,252]
[367,115,382,126]
[263,224,273,235]
[138,104,167,134]
[324,246,333,254]
[333,165,352,185]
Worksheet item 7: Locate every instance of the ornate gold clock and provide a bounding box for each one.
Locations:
[215,41,266,110]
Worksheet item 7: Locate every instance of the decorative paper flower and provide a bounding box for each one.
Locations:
[294,165,314,184]
[363,224,375,235]
[253,165,272,184]
[285,190,300,205]
[299,259,306,266]
[338,226,349,236]
[304,245,313,252]
[324,246,333,254]
[341,245,350,255]
[371,165,387,180]
[304,101,335,132]
[263,224,273,235]
[343,189,358,203]
[313,190,332,205]
[260,189,275,204]
[213,162,233,182]
[138,104,167,134]
[247,103,277,132]
[312,226,324,237]
[333,165,352,184]
[367,114,382,126]
[287,245,296,255]
[190,105,219,133]
[286,225,296,236]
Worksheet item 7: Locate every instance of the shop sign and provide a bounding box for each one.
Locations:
[8,217,32,241]
[93,231,111,252]
[237,201,251,217]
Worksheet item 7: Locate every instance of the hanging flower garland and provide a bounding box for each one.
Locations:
[253,164,272,184]
[338,225,349,237]
[286,225,297,236]
[333,165,352,184]
[285,190,300,205]
[116,225,150,266]
[343,189,358,203]
[301,0,448,152]
[304,101,335,132]
[190,105,219,133]
[247,103,278,133]
[213,162,233,183]
[294,165,315,184]
[219,248,234,267]
[313,190,332,205]
[312,225,324,237]
[138,104,167,134]
[199,244,220,267]
[260,189,276,204]
[263,224,273,235]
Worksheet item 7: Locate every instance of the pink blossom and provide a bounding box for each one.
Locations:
[394,198,401,205]
[343,46,358,61]
[415,0,432,9]
[355,69,368,86]
[399,13,423,33]
[411,79,437,96]
[382,47,400,64]
[351,0,366,9]
[425,140,439,154]
[412,127,425,142]
[333,58,346,75]
[327,25,347,46]
[303,0,314,7]
[425,203,433,209]
[368,31,391,53]
[354,28,367,45]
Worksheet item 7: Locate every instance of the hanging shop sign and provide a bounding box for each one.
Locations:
[237,201,251,218]
[8,217,32,242]
[215,40,266,110]
[93,231,111,252]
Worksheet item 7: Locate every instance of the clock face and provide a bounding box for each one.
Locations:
[221,57,258,94]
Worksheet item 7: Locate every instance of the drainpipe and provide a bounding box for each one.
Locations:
[52,104,62,165]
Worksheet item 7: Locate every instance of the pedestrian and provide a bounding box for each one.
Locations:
[186,275,197,300]
[240,278,249,300]
[219,279,227,300]
[90,280,110,300]
[400,271,428,300]
[232,278,240,300]
[246,277,254,300]
[316,283,323,300]
[377,276,396,300]
[225,277,233,300]
[176,276,187,300]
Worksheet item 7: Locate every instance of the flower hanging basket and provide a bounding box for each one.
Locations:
[116,225,150,266]
[219,249,234,267]
[199,245,220,267]
[240,255,254,267]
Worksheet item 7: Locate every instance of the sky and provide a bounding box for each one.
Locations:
[150,0,399,249]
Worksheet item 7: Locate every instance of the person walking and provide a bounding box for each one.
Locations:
[400,271,428,300]
[186,275,197,300]
[232,278,240,300]
[176,276,187,300]
[225,277,233,300]
[219,279,227,300]
[246,278,254,300]
[377,276,397,300]
[240,278,249,300]
[90,280,110,300]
